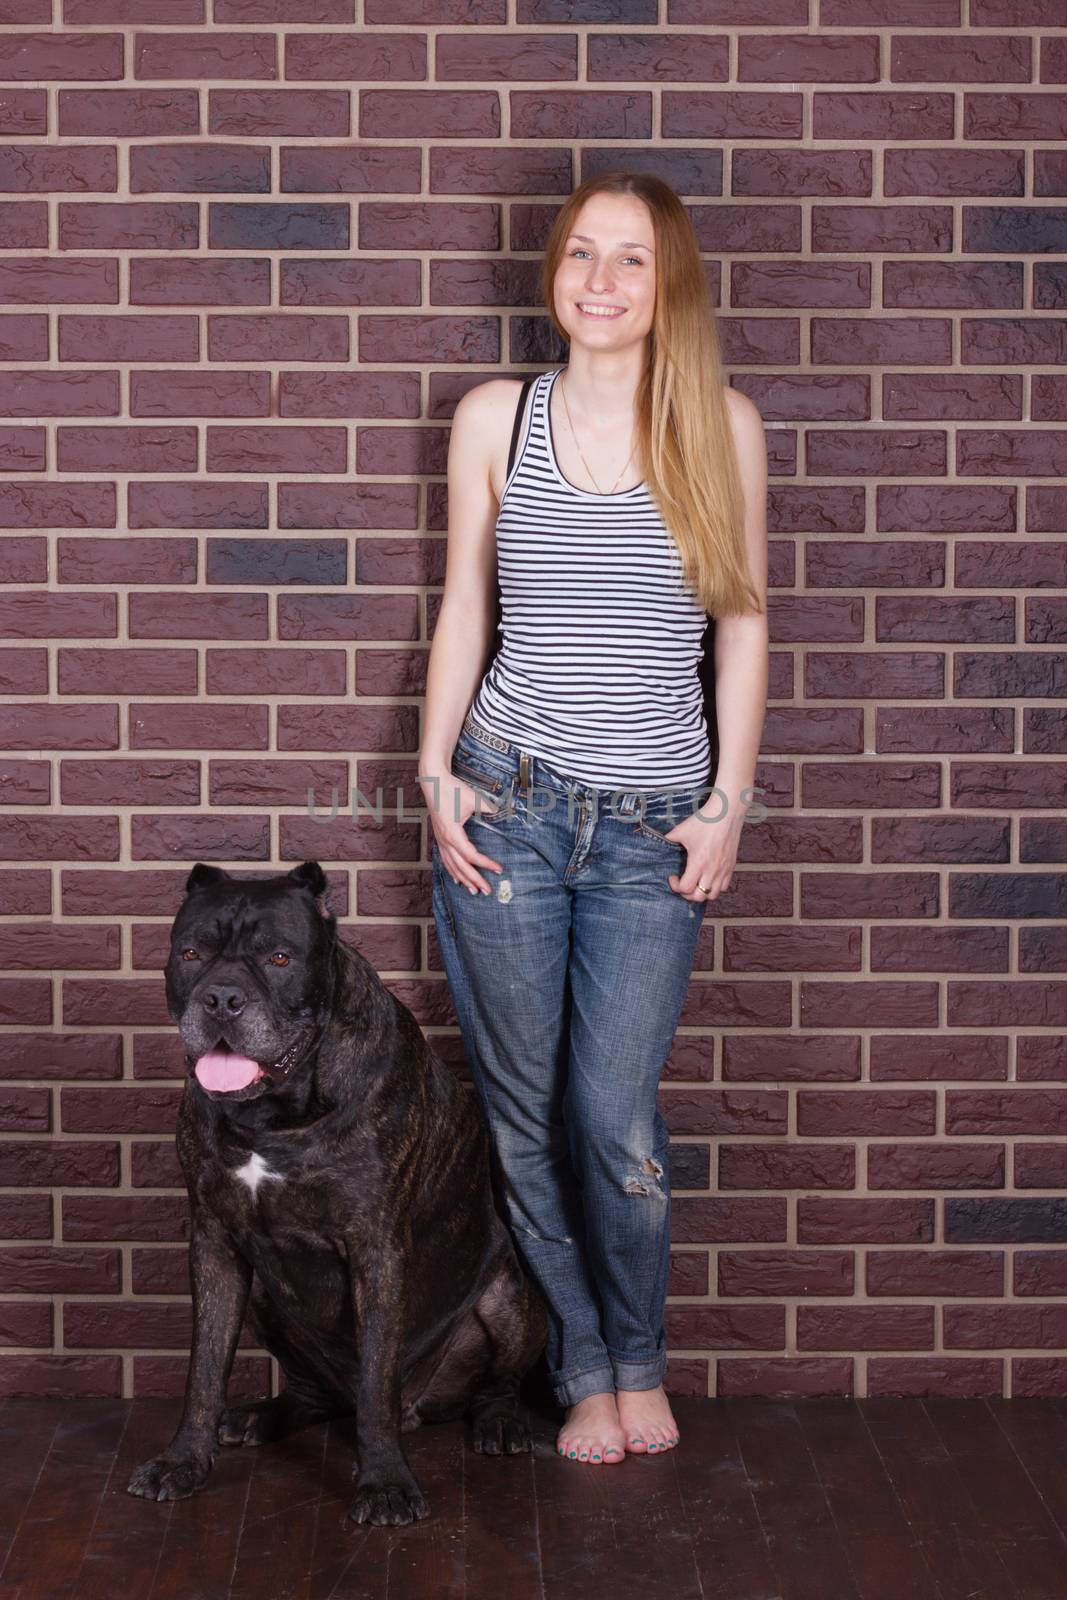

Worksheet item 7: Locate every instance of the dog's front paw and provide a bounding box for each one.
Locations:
[127,1451,211,1502]
[348,1468,430,1526]
[472,1408,533,1455]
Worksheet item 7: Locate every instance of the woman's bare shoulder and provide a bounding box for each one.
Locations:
[723,384,763,427]
[452,374,528,432]
[723,385,767,463]
[451,377,532,495]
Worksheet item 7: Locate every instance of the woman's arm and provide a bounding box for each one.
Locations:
[668,386,769,902]
[419,378,521,896]
[710,386,770,819]
[419,379,511,774]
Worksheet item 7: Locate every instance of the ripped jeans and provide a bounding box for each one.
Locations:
[431,711,710,1407]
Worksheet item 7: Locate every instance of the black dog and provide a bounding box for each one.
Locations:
[127,860,547,1526]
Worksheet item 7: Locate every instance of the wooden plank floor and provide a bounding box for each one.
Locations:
[2,1395,1067,1600]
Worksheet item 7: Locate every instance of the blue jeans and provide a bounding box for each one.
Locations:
[431,711,710,1408]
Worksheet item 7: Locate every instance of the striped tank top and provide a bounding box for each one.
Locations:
[469,365,713,791]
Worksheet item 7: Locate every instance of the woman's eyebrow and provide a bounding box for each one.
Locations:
[568,233,655,252]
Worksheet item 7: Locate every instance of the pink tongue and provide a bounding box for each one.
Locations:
[194,1048,263,1092]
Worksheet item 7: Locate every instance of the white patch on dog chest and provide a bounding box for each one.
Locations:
[233,1150,284,1198]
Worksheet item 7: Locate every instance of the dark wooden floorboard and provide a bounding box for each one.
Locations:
[796,1400,944,1600]
[985,1397,1067,1550]
[303,1416,392,1600]
[377,1413,466,1600]
[72,1398,178,1600]
[860,1398,1017,1600]
[6,1396,1067,1599]
[532,1400,707,1595]
[677,1398,782,1600]
[532,1405,629,1593]
[143,1406,257,1600]
[0,1398,62,1583]
[1,1401,129,1600]
[579,1409,703,1600]
[227,1417,329,1600]
[461,1419,542,1600]
[729,1401,862,1600]
[924,1399,1067,1600]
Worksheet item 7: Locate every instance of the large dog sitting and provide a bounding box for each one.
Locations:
[127,860,547,1526]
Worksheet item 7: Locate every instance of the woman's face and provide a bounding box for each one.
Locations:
[552,192,656,354]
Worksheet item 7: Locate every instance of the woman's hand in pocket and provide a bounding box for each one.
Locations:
[664,795,744,904]
[422,770,504,897]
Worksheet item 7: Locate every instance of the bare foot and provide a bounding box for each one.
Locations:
[556,1391,627,1465]
[615,1383,679,1455]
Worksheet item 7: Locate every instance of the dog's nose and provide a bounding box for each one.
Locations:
[201,983,247,1017]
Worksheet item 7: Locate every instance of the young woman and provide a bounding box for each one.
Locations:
[419,171,768,1468]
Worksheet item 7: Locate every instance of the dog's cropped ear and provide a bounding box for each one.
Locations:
[287,860,333,920]
[185,863,230,896]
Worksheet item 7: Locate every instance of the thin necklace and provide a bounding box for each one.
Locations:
[558,372,637,495]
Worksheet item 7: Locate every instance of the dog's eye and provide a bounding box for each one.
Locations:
[181,948,199,961]
[270,952,290,967]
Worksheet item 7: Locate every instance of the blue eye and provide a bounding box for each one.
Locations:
[569,248,643,266]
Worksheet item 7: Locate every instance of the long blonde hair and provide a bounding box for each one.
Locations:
[540,171,762,619]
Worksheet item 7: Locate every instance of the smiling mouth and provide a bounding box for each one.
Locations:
[576,303,626,318]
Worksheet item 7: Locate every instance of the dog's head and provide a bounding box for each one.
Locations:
[166,860,337,1103]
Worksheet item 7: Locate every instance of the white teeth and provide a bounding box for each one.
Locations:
[578,304,624,317]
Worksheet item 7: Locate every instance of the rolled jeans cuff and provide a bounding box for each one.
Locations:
[552,1365,616,1406]
[610,1351,667,1391]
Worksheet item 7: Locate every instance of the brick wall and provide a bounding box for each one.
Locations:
[2,1,1067,1401]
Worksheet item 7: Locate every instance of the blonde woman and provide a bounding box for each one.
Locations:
[420,172,769,1467]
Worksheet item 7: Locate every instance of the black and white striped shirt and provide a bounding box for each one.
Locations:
[469,366,713,790]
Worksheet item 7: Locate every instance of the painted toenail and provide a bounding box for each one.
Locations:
[632,1437,643,1443]
[593,1454,601,1460]
[569,1450,576,1457]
